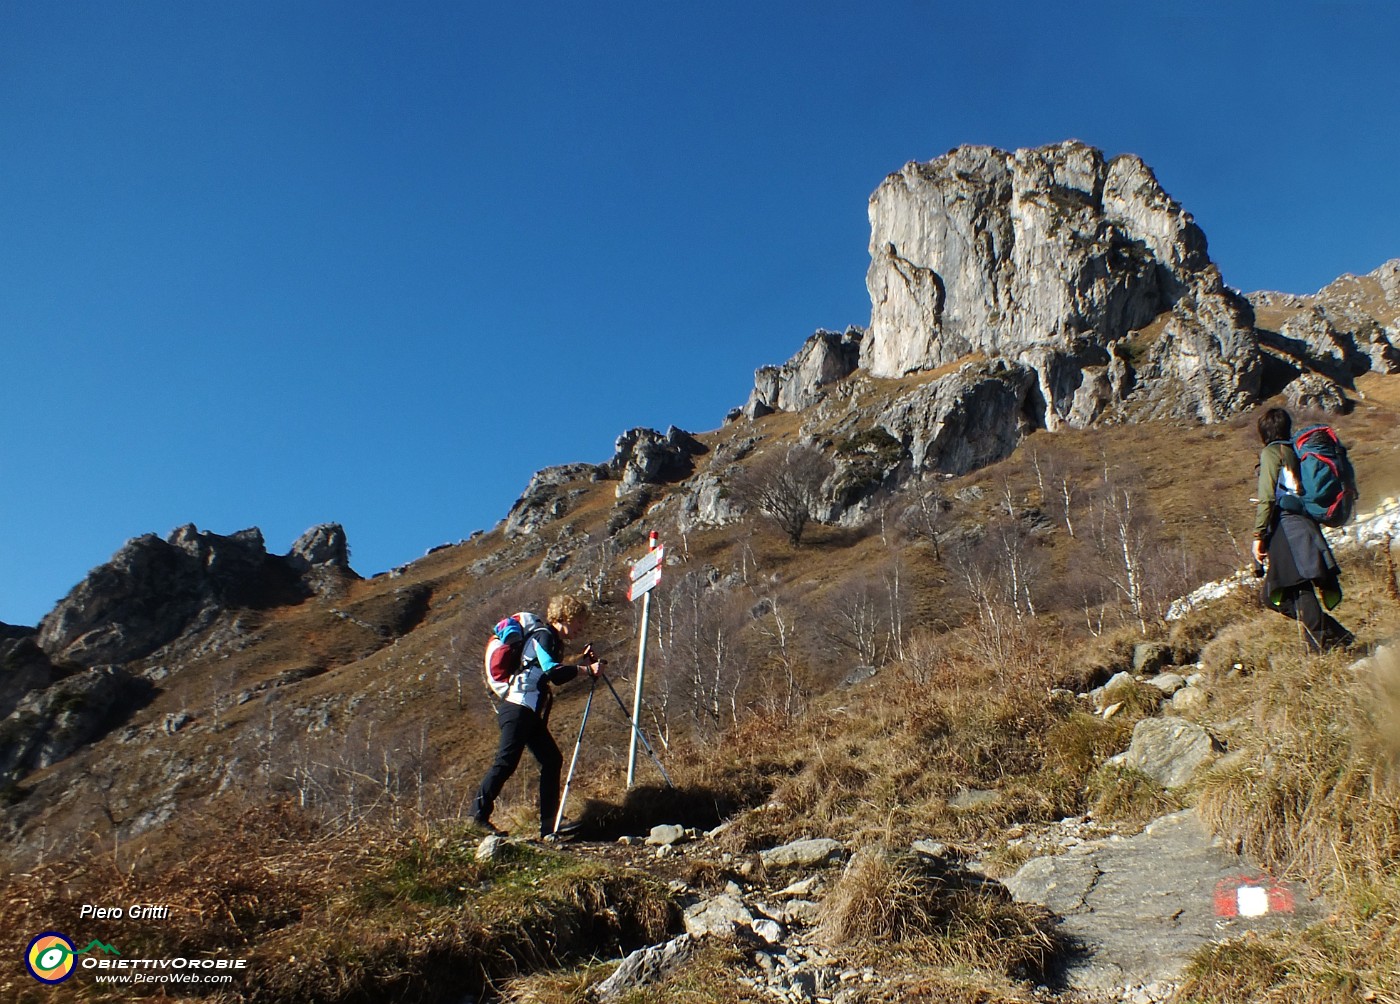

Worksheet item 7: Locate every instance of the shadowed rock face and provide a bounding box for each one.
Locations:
[0,626,65,723]
[861,141,1262,425]
[36,523,355,667]
[0,665,154,784]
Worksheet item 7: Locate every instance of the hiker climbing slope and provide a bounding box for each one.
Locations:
[471,594,602,838]
[1251,407,1354,652]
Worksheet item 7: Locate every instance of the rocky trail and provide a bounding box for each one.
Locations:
[472,800,1326,1004]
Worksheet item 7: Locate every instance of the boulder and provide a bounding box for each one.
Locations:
[1117,718,1221,789]
[752,918,784,944]
[645,824,689,847]
[593,935,696,1001]
[1147,673,1187,697]
[759,838,846,869]
[475,835,505,862]
[683,895,755,938]
[1090,671,1136,710]
[1168,686,1209,717]
[1132,642,1173,675]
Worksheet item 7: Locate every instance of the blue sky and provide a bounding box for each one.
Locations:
[2,2,1397,626]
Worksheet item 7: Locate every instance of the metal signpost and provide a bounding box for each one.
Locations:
[625,532,662,788]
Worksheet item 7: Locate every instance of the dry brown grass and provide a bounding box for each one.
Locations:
[502,941,759,1004]
[1180,557,1400,1001]
[0,806,675,1003]
[1086,764,1183,827]
[817,845,1061,981]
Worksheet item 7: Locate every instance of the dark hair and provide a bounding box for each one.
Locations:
[1257,407,1292,445]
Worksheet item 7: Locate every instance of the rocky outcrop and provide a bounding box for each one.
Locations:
[1004,810,1324,991]
[0,665,154,783]
[0,627,67,723]
[675,436,757,532]
[503,463,602,539]
[607,427,708,497]
[745,328,864,419]
[37,524,356,667]
[1315,259,1400,371]
[878,359,1038,474]
[1249,259,1400,408]
[288,523,351,571]
[861,141,1261,425]
[287,523,357,597]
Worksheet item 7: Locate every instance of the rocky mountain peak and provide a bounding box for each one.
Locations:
[35,523,357,667]
[860,139,1260,425]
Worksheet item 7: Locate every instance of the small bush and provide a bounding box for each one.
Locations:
[817,846,1063,981]
[1086,765,1182,827]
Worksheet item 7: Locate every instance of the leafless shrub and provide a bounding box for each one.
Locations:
[951,516,1046,663]
[729,443,834,545]
[821,579,887,667]
[651,571,749,742]
[898,485,951,559]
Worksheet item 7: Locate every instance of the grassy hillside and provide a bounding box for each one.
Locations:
[2,372,1399,1002]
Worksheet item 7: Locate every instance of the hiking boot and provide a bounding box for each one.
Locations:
[471,815,505,836]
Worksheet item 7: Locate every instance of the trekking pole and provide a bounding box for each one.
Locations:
[598,670,675,788]
[554,672,598,835]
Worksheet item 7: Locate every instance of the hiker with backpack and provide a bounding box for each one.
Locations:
[1252,407,1355,652]
[471,594,604,839]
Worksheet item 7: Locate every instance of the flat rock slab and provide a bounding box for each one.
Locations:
[1004,810,1326,991]
[759,838,845,869]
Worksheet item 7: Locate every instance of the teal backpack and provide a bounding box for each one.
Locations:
[1276,425,1357,528]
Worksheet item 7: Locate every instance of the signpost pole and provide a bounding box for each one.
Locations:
[626,531,658,789]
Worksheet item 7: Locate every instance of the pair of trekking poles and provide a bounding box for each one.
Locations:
[555,650,674,835]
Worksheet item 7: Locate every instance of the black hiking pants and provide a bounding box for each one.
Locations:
[1275,584,1349,653]
[472,702,563,837]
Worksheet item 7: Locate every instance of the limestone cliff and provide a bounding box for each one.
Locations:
[861,140,1261,425]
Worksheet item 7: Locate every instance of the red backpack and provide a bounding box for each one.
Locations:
[482,612,543,699]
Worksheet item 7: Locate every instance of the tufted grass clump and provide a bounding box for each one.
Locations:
[817,846,1062,981]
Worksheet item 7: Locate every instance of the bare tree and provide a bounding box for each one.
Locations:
[1087,478,1154,634]
[652,571,747,740]
[883,559,909,663]
[822,579,885,667]
[899,485,950,559]
[730,443,834,545]
[754,595,804,718]
[575,533,620,606]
